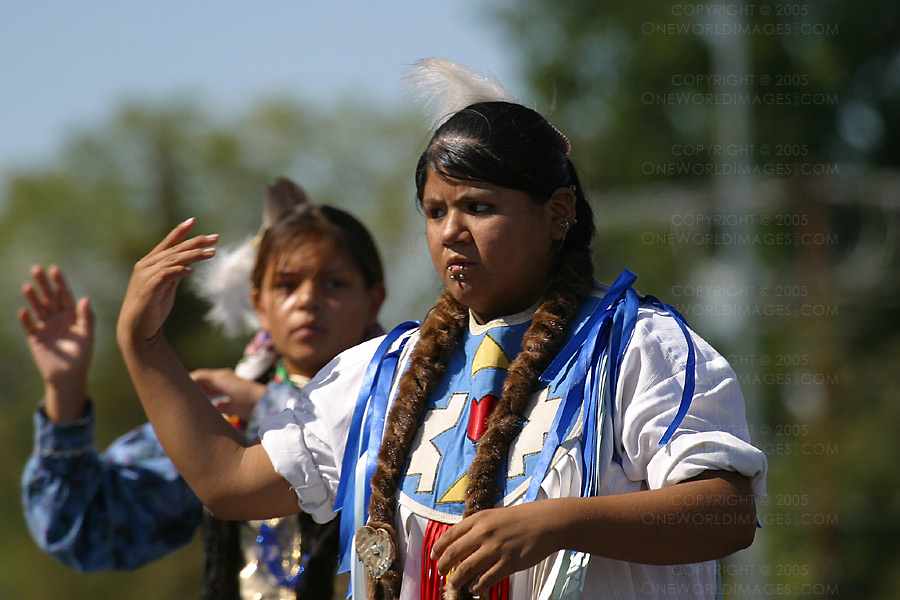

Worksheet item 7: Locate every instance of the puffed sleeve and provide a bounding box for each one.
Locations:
[615,307,767,498]
[259,336,385,523]
[22,402,203,571]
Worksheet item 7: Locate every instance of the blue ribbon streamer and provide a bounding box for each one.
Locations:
[525,269,636,502]
[640,297,696,447]
[526,270,701,501]
[335,321,419,573]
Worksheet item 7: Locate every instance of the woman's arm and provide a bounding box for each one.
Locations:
[433,470,756,596]
[116,218,298,520]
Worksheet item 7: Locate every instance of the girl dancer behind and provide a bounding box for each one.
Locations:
[115,60,766,599]
[21,177,385,600]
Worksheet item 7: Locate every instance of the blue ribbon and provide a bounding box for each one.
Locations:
[640,297,696,447]
[525,270,637,502]
[525,270,701,501]
[334,321,419,573]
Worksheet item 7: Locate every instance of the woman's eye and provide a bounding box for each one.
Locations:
[427,207,446,219]
[325,279,347,289]
[469,203,491,214]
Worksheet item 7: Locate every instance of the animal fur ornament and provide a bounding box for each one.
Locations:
[191,236,260,337]
[403,57,518,129]
[190,177,310,337]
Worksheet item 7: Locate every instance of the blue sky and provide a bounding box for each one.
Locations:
[0,0,519,174]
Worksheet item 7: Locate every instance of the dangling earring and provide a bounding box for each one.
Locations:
[559,218,577,231]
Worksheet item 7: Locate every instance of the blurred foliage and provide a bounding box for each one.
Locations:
[493,1,900,598]
[0,96,434,599]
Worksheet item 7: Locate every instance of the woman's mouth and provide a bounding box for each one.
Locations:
[447,263,469,282]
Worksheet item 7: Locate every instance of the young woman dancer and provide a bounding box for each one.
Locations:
[21,177,385,599]
[115,61,766,600]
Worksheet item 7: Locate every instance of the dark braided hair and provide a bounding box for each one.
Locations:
[366,102,596,600]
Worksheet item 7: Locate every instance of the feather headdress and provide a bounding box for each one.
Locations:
[403,57,518,129]
[190,177,310,337]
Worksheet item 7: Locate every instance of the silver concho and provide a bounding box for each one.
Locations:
[355,525,395,580]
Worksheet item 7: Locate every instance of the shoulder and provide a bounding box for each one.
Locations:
[629,301,731,375]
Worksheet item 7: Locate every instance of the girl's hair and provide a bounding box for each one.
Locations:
[367,102,597,600]
[251,202,385,291]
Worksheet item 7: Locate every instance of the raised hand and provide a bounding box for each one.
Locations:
[18,265,95,422]
[117,218,217,349]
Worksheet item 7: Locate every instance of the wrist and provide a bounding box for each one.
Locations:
[44,382,89,423]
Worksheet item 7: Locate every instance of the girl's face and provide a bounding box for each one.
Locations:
[423,171,573,323]
[253,235,384,378]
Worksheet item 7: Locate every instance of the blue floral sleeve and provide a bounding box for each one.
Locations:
[21,402,204,571]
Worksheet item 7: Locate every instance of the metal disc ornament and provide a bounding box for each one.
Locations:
[355,525,395,580]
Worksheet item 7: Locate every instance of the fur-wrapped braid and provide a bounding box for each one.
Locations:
[464,250,592,516]
[363,246,592,600]
[366,290,468,599]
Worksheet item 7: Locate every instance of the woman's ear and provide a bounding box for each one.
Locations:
[547,187,577,241]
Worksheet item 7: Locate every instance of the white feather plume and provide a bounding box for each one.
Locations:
[404,57,517,129]
[190,236,260,337]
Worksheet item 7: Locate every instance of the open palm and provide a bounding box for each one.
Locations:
[18,265,94,390]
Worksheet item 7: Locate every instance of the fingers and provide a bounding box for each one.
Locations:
[148,217,198,256]
[76,297,95,338]
[31,265,60,313]
[49,265,76,313]
[22,267,51,322]
[21,264,75,324]
[139,233,219,279]
[17,306,38,336]
[432,518,471,570]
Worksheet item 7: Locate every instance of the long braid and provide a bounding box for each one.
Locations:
[366,290,468,600]
[464,249,593,516]
[366,95,597,598]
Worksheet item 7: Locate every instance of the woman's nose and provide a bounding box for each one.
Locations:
[441,210,471,246]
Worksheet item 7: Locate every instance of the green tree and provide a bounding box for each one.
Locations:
[493,1,900,597]
[0,97,427,599]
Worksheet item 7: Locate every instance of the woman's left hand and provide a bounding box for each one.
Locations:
[117,218,217,350]
[432,502,560,596]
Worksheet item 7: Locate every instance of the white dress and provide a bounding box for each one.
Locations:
[260,299,767,600]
